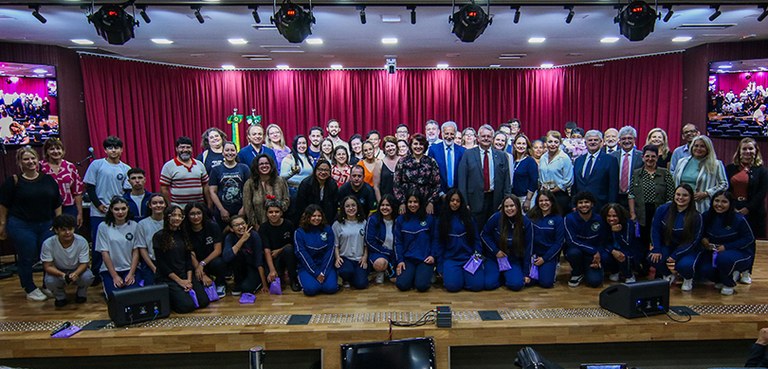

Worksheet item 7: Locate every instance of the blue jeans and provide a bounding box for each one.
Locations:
[395,259,434,292]
[337,257,368,289]
[7,216,53,293]
[298,269,338,296]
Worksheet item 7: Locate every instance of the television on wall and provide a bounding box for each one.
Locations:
[707,58,768,139]
[0,62,59,146]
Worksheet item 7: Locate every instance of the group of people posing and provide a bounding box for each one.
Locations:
[0,117,762,313]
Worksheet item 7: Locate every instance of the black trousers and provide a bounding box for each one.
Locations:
[161,276,210,314]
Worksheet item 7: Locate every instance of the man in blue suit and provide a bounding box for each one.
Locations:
[610,126,643,210]
[457,124,512,225]
[572,130,618,211]
[428,121,465,199]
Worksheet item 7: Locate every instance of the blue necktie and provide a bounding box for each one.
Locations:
[584,154,594,178]
[446,145,453,187]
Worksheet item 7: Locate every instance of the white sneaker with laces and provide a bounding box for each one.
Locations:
[216,285,226,297]
[342,282,351,288]
[568,275,583,287]
[681,278,693,292]
[740,272,752,284]
[26,288,48,301]
[663,274,675,284]
[624,275,636,284]
[720,286,735,295]
[41,288,54,298]
[375,272,384,284]
[609,273,620,282]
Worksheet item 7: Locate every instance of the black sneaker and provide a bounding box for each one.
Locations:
[568,275,584,287]
[291,280,302,292]
[75,296,87,304]
[54,299,69,307]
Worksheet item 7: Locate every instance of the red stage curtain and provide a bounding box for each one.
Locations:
[80,53,683,189]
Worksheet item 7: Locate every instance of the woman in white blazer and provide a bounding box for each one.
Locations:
[673,135,728,213]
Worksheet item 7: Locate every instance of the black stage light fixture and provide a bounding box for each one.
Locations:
[87,4,137,45]
[618,1,656,41]
[30,5,47,24]
[449,2,492,43]
[511,5,521,24]
[408,5,417,24]
[249,5,261,24]
[709,5,721,21]
[759,5,768,22]
[192,6,205,24]
[271,0,315,43]
[357,5,366,24]
[137,5,151,24]
[565,5,575,24]
[662,5,673,22]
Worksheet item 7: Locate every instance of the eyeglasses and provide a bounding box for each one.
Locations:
[683,130,699,135]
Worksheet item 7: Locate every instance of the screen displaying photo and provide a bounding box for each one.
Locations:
[0,62,59,146]
[707,59,768,138]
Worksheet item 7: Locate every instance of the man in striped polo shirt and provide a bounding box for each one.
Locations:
[160,136,210,208]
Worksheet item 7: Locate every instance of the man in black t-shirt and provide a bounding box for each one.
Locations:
[258,202,300,292]
[338,165,377,216]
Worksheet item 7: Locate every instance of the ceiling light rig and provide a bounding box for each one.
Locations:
[87,2,138,45]
[449,1,492,43]
[137,5,150,24]
[407,6,417,25]
[192,6,205,24]
[759,5,768,22]
[30,5,46,24]
[618,0,656,41]
[271,0,315,44]
[511,5,521,24]
[565,5,575,24]
[709,5,721,21]
[357,5,366,24]
[662,5,673,22]
[249,5,261,24]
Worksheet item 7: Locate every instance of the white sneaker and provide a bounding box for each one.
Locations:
[721,286,735,295]
[681,278,693,292]
[663,274,675,284]
[342,282,351,288]
[26,288,48,301]
[375,272,384,284]
[41,288,54,298]
[609,273,620,282]
[740,272,752,285]
[216,285,226,297]
[714,283,723,289]
[624,275,636,284]
[568,275,583,287]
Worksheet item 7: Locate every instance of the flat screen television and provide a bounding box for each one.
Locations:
[340,337,436,369]
[707,58,768,139]
[0,62,59,146]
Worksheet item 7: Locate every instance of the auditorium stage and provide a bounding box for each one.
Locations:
[0,243,767,369]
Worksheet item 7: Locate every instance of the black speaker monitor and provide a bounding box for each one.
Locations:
[599,279,669,319]
[108,284,170,326]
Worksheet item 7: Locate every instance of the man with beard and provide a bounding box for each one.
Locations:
[307,126,324,162]
[564,191,603,288]
[602,128,619,154]
[160,136,210,208]
[326,119,349,151]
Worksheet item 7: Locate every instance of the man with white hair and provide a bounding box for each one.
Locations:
[610,126,643,209]
[753,104,766,126]
[572,130,618,211]
[428,121,465,198]
[602,128,619,154]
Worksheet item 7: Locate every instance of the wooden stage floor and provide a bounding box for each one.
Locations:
[1,243,767,369]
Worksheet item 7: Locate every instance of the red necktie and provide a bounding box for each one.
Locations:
[483,150,490,192]
[620,153,630,193]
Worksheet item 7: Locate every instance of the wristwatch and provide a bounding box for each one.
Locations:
[199,261,207,267]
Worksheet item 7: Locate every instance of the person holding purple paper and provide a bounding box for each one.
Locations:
[600,203,640,284]
[481,195,533,291]
[295,204,339,296]
[435,189,485,292]
[223,215,269,296]
[394,190,438,292]
[525,190,564,288]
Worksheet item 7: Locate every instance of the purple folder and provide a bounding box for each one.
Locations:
[239,293,256,304]
[497,257,512,272]
[51,325,81,339]
[269,277,282,295]
[204,282,219,302]
[188,289,199,308]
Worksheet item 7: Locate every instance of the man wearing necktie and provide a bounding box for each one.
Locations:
[610,126,643,210]
[428,121,465,207]
[457,124,512,225]
[572,130,618,211]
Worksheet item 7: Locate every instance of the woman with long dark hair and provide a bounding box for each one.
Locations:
[373,136,400,201]
[333,196,368,289]
[510,135,538,212]
[295,204,338,296]
[649,184,703,291]
[394,190,437,292]
[295,159,338,223]
[153,205,210,313]
[280,134,313,196]
[96,197,140,298]
[184,202,227,297]
[700,191,755,295]
[243,153,289,227]
[600,203,639,284]
[365,194,397,284]
[437,189,484,292]
[525,190,564,288]
[481,195,533,291]
[209,141,250,228]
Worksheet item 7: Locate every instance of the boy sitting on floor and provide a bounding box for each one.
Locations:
[41,214,94,307]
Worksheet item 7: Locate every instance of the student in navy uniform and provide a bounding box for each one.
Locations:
[295,204,338,296]
[123,168,151,222]
[700,191,755,296]
[152,205,210,314]
[366,194,397,284]
[649,184,703,291]
[184,202,227,297]
[600,203,639,284]
[525,189,564,288]
[394,190,438,292]
[259,200,300,292]
[333,196,368,290]
[223,215,269,295]
[564,191,604,288]
[481,195,533,291]
[437,189,484,292]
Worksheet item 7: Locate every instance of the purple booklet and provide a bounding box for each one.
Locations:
[463,254,483,275]
[712,250,718,268]
[51,325,81,339]
[529,256,539,280]
[239,293,256,304]
[204,282,219,302]
[269,277,282,295]
[497,257,512,272]
[188,289,199,308]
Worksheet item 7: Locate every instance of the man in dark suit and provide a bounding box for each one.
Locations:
[428,121,465,199]
[610,126,643,209]
[457,124,512,225]
[572,130,618,211]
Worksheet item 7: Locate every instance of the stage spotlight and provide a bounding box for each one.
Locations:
[662,5,673,22]
[565,5,575,24]
[137,6,151,24]
[449,2,492,43]
[29,5,46,24]
[357,5,366,24]
[271,0,315,44]
[250,6,261,24]
[758,5,768,22]
[709,5,721,21]
[192,6,204,24]
[618,1,656,41]
[408,6,416,24]
[87,4,137,45]
[511,6,521,24]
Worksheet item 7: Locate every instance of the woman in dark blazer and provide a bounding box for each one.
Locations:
[628,145,675,255]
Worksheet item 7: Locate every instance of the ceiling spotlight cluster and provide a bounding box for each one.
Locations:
[87,2,138,45]
[618,1,656,41]
[271,0,315,43]
[449,1,492,43]
[29,5,46,24]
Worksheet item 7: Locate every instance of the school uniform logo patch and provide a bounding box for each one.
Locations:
[590,222,600,232]
[420,221,427,227]
[125,232,134,241]
[547,219,554,226]
[320,232,328,241]
[117,173,125,181]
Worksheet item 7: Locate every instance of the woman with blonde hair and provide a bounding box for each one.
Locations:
[673,135,728,213]
[645,128,671,168]
[726,137,768,239]
[40,138,84,227]
[265,123,291,173]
